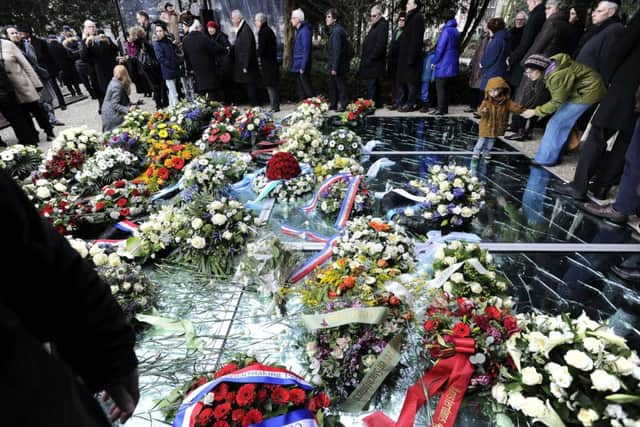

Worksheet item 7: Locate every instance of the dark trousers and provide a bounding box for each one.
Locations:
[397,81,418,107]
[243,81,259,106]
[572,125,632,194]
[366,78,382,107]
[265,85,279,110]
[328,74,348,109]
[395,80,407,107]
[470,88,483,110]
[0,95,39,145]
[613,119,640,215]
[435,77,450,113]
[48,78,67,107]
[296,72,314,100]
[21,101,53,136]
[511,114,539,137]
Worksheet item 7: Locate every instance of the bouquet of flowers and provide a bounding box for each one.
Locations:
[142,141,200,191]
[74,147,140,194]
[340,98,375,126]
[213,105,243,124]
[391,164,485,232]
[146,111,171,131]
[36,148,87,180]
[148,121,187,142]
[324,129,362,159]
[251,153,315,204]
[106,129,149,161]
[49,126,103,157]
[431,240,509,300]
[333,217,415,275]
[277,120,324,166]
[179,151,252,202]
[0,144,44,179]
[288,96,329,128]
[168,97,219,139]
[235,107,276,143]
[120,109,151,130]
[167,196,256,274]
[492,312,640,427]
[83,179,152,223]
[317,178,373,217]
[161,355,336,427]
[22,178,81,234]
[67,238,157,321]
[199,121,245,152]
[314,156,365,180]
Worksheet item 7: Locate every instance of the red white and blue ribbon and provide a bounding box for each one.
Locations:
[301,173,349,213]
[115,219,139,234]
[252,409,318,427]
[335,174,362,228]
[91,239,125,248]
[281,225,331,243]
[173,365,313,427]
[287,236,340,283]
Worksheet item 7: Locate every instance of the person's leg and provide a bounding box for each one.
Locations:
[396,80,407,107]
[0,97,38,146]
[571,125,608,194]
[420,81,429,108]
[22,102,54,138]
[301,72,314,99]
[328,75,338,109]
[367,78,376,102]
[590,127,632,194]
[436,78,447,113]
[166,79,178,107]
[613,121,640,215]
[473,137,485,156]
[337,74,348,110]
[246,81,259,106]
[483,137,496,155]
[534,103,591,165]
[406,82,418,109]
[49,78,67,109]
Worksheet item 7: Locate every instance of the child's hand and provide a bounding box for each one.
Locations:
[521,109,536,119]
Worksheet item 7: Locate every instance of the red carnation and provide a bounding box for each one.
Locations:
[271,386,290,405]
[132,189,140,196]
[503,315,519,336]
[485,306,501,321]
[225,392,235,404]
[266,152,301,180]
[256,388,268,402]
[95,201,105,212]
[236,383,256,406]
[213,402,231,420]
[424,319,439,332]
[452,322,471,338]
[119,208,130,217]
[209,133,219,142]
[289,388,306,405]
[314,392,331,409]
[157,167,170,180]
[232,409,246,422]
[213,383,229,401]
[474,315,490,331]
[241,409,263,427]
[212,421,230,427]
[114,180,125,188]
[197,408,215,425]
[214,363,239,379]
[116,197,128,207]
[220,132,231,143]
[105,188,116,196]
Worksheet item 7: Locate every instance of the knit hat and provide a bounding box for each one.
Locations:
[207,20,217,29]
[524,54,552,71]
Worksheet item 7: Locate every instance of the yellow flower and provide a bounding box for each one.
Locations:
[158,123,167,129]
[158,130,168,139]
[164,158,173,168]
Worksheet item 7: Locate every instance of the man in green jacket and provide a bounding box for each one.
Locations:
[520,53,606,165]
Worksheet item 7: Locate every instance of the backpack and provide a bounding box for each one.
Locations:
[0,41,16,100]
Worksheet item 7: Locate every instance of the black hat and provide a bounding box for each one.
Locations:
[16,24,31,34]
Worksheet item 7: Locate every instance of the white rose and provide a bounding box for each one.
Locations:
[92,253,108,266]
[577,408,599,427]
[404,207,415,217]
[305,341,318,356]
[36,187,51,199]
[450,272,464,283]
[470,282,483,294]
[590,369,621,392]
[191,218,203,229]
[108,252,121,267]
[545,363,573,388]
[444,256,457,266]
[435,248,445,260]
[606,404,627,420]
[210,200,224,210]
[460,207,473,218]
[449,240,462,250]
[53,182,67,192]
[211,213,227,225]
[564,350,594,371]
[222,231,233,240]
[507,392,525,410]
[521,397,547,418]
[614,357,633,376]
[190,236,206,249]
[491,383,508,404]
[521,367,543,386]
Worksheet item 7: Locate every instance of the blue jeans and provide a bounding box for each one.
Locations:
[522,166,551,226]
[534,102,591,165]
[614,119,640,215]
[473,137,496,155]
[421,81,430,104]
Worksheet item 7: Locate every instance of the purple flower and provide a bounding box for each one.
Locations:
[487,327,502,343]
[453,187,465,198]
[470,375,492,387]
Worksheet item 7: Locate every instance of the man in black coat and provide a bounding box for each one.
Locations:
[80,21,118,112]
[556,9,640,201]
[325,8,350,111]
[509,11,528,54]
[508,0,546,88]
[387,12,406,109]
[396,0,425,112]
[48,34,83,97]
[231,10,259,106]
[0,169,139,426]
[183,20,228,101]
[255,13,280,111]
[359,4,388,108]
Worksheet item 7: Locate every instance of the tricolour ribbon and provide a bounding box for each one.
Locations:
[115,219,139,234]
[251,409,318,427]
[281,225,331,243]
[287,236,339,283]
[335,175,362,228]
[173,364,313,427]
[92,239,125,248]
[363,338,475,427]
[301,173,349,213]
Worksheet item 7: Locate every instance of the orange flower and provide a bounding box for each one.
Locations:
[377,259,388,268]
[369,220,390,232]
[336,258,347,268]
[164,158,173,168]
[341,276,356,289]
[145,165,154,177]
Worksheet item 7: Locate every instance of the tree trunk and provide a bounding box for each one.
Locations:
[283,0,295,70]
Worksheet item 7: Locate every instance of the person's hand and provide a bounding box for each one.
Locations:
[331,70,336,75]
[102,368,140,424]
[521,109,535,119]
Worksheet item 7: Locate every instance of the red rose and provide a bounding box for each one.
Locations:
[105,188,117,196]
[266,152,301,180]
[95,201,105,212]
[213,402,231,419]
[214,363,239,378]
[119,208,130,217]
[241,409,263,427]
[485,306,501,321]
[271,386,290,405]
[132,189,140,196]
[236,383,256,406]
[231,409,245,422]
[452,322,471,338]
[220,132,231,143]
[40,204,54,216]
[456,297,475,316]
[116,197,128,207]
[114,180,125,188]
[348,112,355,121]
[157,167,170,180]
[474,315,490,331]
[289,388,306,405]
[429,344,443,358]
[503,315,519,335]
[197,408,215,425]
[314,392,331,409]
[424,319,439,332]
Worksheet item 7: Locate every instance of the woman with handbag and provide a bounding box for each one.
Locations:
[132,26,166,109]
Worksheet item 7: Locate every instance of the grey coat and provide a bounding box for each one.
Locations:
[101,78,130,132]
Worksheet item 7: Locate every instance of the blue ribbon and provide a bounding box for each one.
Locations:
[250,409,318,427]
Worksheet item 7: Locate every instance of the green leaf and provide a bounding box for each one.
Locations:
[605,394,640,404]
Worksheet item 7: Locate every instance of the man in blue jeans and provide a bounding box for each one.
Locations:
[520,54,606,166]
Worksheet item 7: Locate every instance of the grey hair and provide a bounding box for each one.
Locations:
[545,0,567,9]
[231,9,243,19]
[83,19,96,29]
[371,4,383,15]
[599,0,620,13]
[516,11,528,19]
[292,8,305,21]
[255,12,267,23]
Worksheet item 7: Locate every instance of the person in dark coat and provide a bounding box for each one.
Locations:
[430,14,461,115]
[387,12,406,109]
[48,35,82,97]
[0,167,139,426]
[466,23,490,112]
[255,13,280,111]
[358,4,388,108]
[207,21,234,105]
[555,8,640,200]
[509,11,528,55]
[80,20,118,112]
[183,20,228,101]
[479,18,511,90]
[63,35,95,98]
[153,23,181,107]
[508,0,546,89]
[567,6,586,54]
[575,0,623,83]
[231,9,259,106]
[290,8,314,100]
[325,8,350,111]
[396,0,425,112]
[132,27,166,109]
